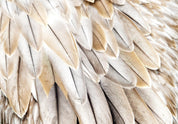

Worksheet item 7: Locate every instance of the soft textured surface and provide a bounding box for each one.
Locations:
[0,0,177,124]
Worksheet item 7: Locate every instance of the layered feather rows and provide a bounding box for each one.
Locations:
[0,0,177,124]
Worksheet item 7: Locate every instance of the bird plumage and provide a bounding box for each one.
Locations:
[0,0,177,124]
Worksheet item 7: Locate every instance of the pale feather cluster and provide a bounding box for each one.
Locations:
[0,0,177,124]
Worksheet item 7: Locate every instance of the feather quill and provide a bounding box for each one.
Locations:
[79,45,108,76]
[116,11,160,69]
[18,35,42,77]
[76,5,93,50]
[6,58,32,118]
[86,78,112,124]
[115,1,151,34]
[106,58,137,88]
[2,19,20,55]
[45,45,96,124]
[30,1,47,25]
[15,13,43,50]
[43,12,79,69]
[0,10,9,35]
[0,48,19,80]
[113,13,134,52]
[120,51,151,87]
[93,0,114,19]
[79,47,100,82]
[92,21,107,52]
[105,29,120,58]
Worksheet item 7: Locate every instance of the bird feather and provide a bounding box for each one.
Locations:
[106,58,137,88]
[86,78,112,124]
[136,88,173,124]
[15,13,43,50]
[101,77,135,124]
[6,58,32,118]
[125,88,159,124]
[2,19,20,55]
[115,1,151,34]
[120,51,151,87]
[92,21,107,52]
[38,52,54,96]
[93,0,114,19]
[43,12,79,69]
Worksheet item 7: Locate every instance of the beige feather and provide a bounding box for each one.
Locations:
[134,45,161,70]
[57,87,77,124]
[45,44,82,100]
[120,51,151,87]
[105,29,120,58]
[18,35,42,77]
[30,1,47,25]
[14,0,33,13]
[0,0,177,124]
[21,97,42,124]
[136,88,173,124]
[116,11,160,69]
[38,52,54,96]
[0,48,19,80]
[68,97,96,124]
[113,13,134,52]
[79,46,100,82]
[79,45,108,77]
[45,45,96,124]
[115,1,151,34]
[6,58,32,118]
[36,79,58,124]
[89,6,113,30]
[0,11,9,35]
[92,21,107,52]
[53,67,68,99]
[105,45,116,58]
[43,12,79,69]
[125,89,159,124]
[86,78,112,124]
[0,75,7,96]
[93,0,114,19]
[1,0,18,19]
[136,75,149,88]
[76,5,93,50]
[106,58,137,88]
[109,102,124,124]
[15,13,43,50]
[2,19,20,55]
[101,77,135,124]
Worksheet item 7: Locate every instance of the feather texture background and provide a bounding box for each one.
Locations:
[0,0,177,124]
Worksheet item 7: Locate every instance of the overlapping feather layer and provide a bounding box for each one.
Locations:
[0,0,177,124]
